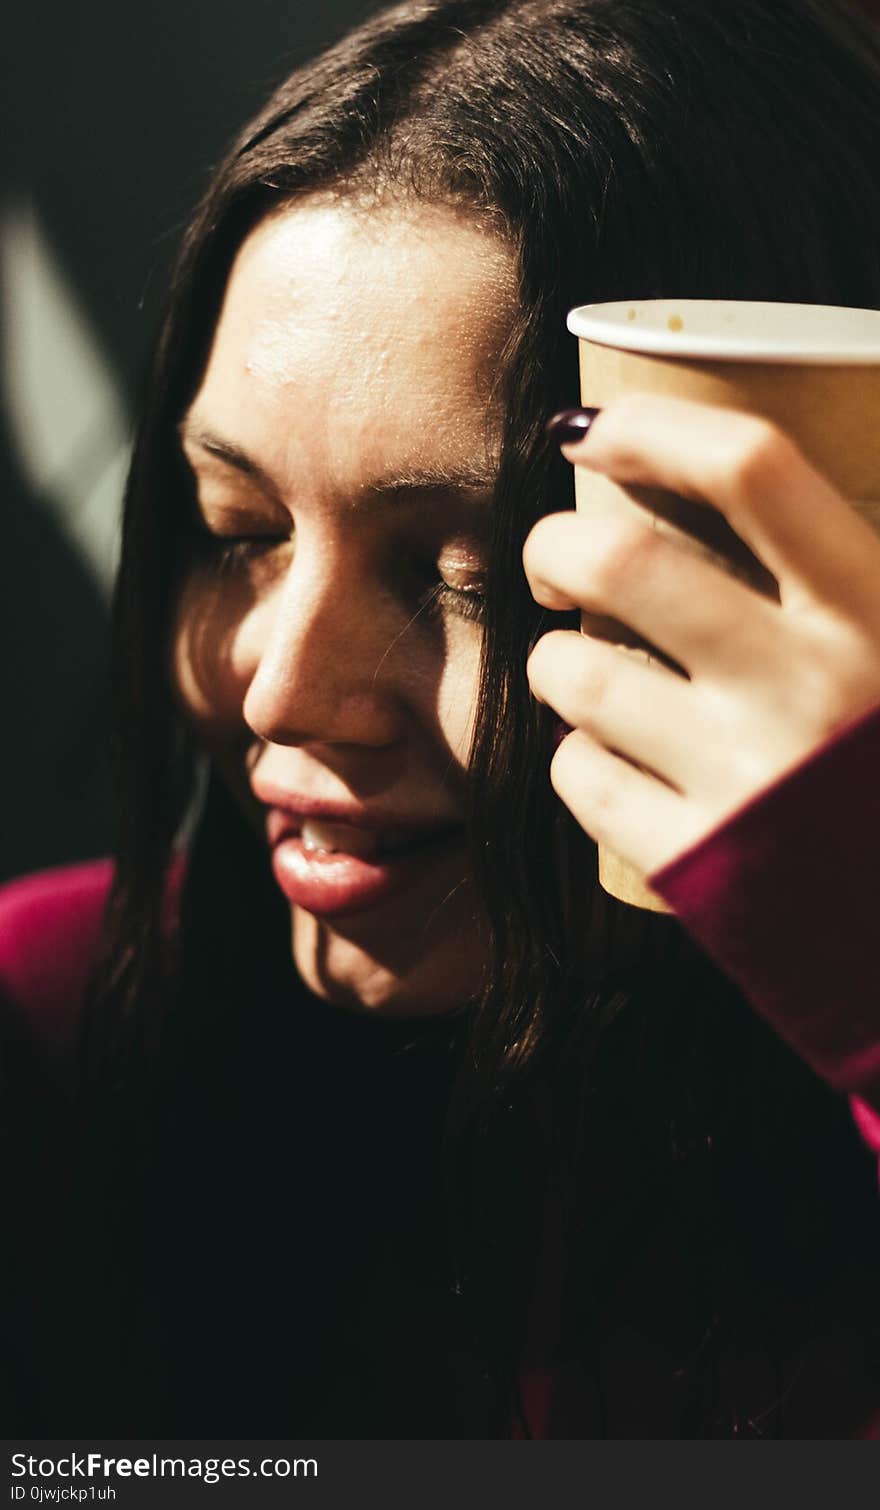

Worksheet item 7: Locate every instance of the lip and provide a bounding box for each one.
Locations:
[252,781,467,918]
[252,780,462,835]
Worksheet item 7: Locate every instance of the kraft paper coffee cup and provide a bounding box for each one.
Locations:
[565,299,880,911]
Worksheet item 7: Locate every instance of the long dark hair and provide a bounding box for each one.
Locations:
[80,0,880,1436]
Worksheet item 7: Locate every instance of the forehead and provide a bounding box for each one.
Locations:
[187,197,518,500]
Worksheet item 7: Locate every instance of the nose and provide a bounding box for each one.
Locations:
[240,537,409,750]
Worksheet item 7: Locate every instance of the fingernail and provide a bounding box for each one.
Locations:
[545,406,601,445]
[553,718,574,749]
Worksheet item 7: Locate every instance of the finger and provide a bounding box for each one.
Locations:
[550,727,691,873]
[523,508,778,675]
[528,628,702,789]
[561,395,880,613]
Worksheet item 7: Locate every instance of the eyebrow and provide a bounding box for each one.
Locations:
[178,421,496,510]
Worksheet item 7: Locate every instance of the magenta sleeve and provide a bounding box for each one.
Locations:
[649,703,880,1105]
[0,859,115,1049]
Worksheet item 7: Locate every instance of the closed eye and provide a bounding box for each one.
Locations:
[189,516,486,621]
[425,581,486,623]
[412,554,487,622]
[190,525,291,576]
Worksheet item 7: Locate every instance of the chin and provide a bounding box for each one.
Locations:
[289,901,486,1018]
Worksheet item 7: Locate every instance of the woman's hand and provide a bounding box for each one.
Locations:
[524,395,880,874]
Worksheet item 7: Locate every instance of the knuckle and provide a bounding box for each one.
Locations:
[521,521,544,579]
[726,419,794,496]
[549,728,583,791]
[523,514,581,605]
[549,731,615,823]
[588,395,655,471]
[568,646,608,716]
[526,630,554,685]
[604,392,654,437]
[590,519,659,600]
[530,628,603,707]
[688,605,738,663]
[522,510,570,573]
[778,623,878,728]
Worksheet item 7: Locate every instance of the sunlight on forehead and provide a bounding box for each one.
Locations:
[231,197,516,394]
[190,196,517,511]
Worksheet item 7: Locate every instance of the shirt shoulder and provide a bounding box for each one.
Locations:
[0,859,114,1048]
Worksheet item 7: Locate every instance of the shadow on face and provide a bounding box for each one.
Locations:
[171,195,518,1015]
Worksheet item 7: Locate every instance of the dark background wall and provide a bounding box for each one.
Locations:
[1,0,377,883]
[6,0,880,886]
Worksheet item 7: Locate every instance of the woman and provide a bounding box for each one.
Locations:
[4,0,880,1438]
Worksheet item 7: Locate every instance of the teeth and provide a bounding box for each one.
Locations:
[300,818,382,859]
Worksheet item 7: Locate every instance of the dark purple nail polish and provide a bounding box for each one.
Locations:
[553,718,574,749]
[545,406,601,445]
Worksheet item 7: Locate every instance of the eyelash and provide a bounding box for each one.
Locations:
[194,532,487,623]
[422,580,486,624]
[197,535,276,570]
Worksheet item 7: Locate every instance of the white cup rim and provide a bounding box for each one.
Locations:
[567,299,880,364]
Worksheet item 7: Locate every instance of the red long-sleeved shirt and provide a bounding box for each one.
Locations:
[650,704,880,1157]
[4,706,880,1436]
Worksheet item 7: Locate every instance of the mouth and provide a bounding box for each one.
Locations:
[298,815,457,860]
[265,811,469,917]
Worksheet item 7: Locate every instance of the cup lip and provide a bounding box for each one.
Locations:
[567,299,880,364]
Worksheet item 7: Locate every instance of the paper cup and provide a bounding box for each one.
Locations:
[565,299,880,910]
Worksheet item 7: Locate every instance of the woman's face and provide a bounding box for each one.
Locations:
[174,197,517,1015]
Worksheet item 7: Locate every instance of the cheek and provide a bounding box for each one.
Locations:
[434,628,482,765]
[171,569,255,741]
